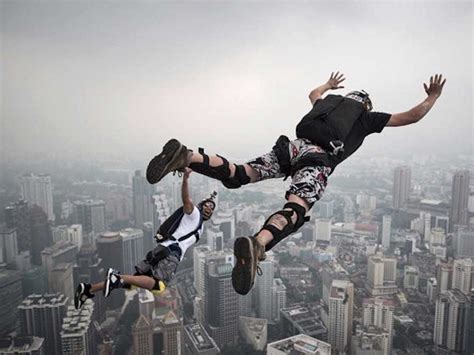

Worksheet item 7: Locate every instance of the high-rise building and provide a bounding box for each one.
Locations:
[314,219,332,242]
[96,232,124,309]
[352,326,390,355]
[450,170,470,230]
[434,289,469,353]
[427,277,438,303]
[328,280,353,354]
[0,269,23,334]
[271,278,287,322]
[120,228,144,275]
[437,262,453,294]
[452,258,472,295]
[67,224,83,249]
[138,289,154,320]
[456,229,474,258]
[73,199,106,239]
[213,212,235,242]
[133,314,154,355]
[73,245,106,323]
[193,246,210,297]
[183,323,220,355]
[381,215,391,249]
[204,261,239,347]
[132,170,154,228]
[403,266,419,290]
[19,173,54,222]
[60,303,96,355]
[319,199,335,219]
[162,310,182,355]
[435,216,449,233]
[466,289,474,354]
[239,317,267,351]
[267,334,331,355]
[367,255,398,296]
[5,200,31,252]
[18,294,68,355]
[0,228,18,264]
[362,298,394,354]
[206,226,224,252]
[392,166,411,210]
[256,257,274,322]
[0,336,45,354]
[29,205,53,265]
[41,241,78,297]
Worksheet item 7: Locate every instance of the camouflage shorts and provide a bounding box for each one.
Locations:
[247,138,331,205]
[135,244,180,283]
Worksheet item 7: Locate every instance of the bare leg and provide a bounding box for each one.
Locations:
[90,275,156,293]
[255,194,310,247]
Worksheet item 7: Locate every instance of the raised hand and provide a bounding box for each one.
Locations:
[423,74,446,98]
[183,167,192,179]
[326,71,345,90]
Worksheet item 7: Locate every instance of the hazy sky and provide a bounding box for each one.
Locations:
[1,1,472,164]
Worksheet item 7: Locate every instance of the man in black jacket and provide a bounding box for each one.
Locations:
[146,72,446,295]
[74,168,216,309]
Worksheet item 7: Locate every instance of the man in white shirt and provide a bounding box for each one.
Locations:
[74,168,215,309]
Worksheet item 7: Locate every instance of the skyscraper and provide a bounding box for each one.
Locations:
[132,170,154,228]
[403,266,420,290]
[328,280,353,354]
[434,289,469,353]
[0,268,23,334]
[437,262,453,294]
[67,224,83,249]
[381,215,391,249]
[120,228,144,275]
[0,228,18,264]
[183,323,220,355]
[319,199,335,219]
[456,229,474,259]
[367,255,398,296]
[18,294,68,355]
[314,218,332,242]
[4,200,31,252]
[362,298,394,354]
[133,314,154,355]
[162,310,182,355]
[19,173,54,222]
[450,170,470,230]
[206,226,224,252]
[193,246,211,297]
[256,256,274,322]
[61,303,96,355]
[204,261,239,347]
[271,278,287,322]
[73,199,106,239]
[452,258,472,295]
[29,205,53,265]
[392,166,411,210]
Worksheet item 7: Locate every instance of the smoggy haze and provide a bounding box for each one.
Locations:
[1,1,472,163]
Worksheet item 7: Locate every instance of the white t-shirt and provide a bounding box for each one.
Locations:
[160,206,203,260]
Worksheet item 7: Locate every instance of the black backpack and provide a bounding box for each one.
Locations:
[296,94,367,155]
[154,207,204,243]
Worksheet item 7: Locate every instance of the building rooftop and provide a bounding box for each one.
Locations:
[239,316,267,342]
[184,323,219,351]
[0,336,44,352]
[41,241,77,257]
[19,293,68,308]
[268,334,331,355]
[280,305,327,337]
[61,304,93,337]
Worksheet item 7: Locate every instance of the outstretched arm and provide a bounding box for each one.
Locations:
[309,72,345,105]
[387,74,446,127]
[181,168,194,214]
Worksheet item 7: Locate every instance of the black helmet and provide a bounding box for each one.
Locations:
[345,90,373,111]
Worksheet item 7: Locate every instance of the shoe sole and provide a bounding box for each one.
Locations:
[232,237,255,295]
[74,283,85,310]
[146,139,183,184]
[104,268,114,297]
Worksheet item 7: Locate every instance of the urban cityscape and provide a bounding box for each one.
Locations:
[0,151,472,354]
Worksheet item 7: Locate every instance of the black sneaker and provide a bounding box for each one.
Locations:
[232,236,266,295]
[146,139,190,184]
[103,268,123,297]
[74,283,94,310]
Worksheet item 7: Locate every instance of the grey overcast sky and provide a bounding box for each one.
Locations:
[1,0,472,163]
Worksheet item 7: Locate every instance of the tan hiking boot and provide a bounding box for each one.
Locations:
[146,139,191,184]
[232,236,266,295]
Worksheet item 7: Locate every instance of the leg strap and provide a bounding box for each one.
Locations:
[189,148,250,189]
[261,202,309,251]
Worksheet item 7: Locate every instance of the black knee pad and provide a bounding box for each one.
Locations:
[262,202,309,251]
[189,148,232,181]
[222,164,251,189]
